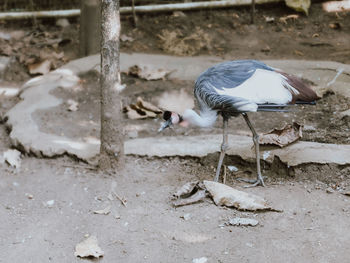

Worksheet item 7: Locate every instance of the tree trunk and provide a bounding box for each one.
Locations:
[100,0,124,170]
[79,0,101,57]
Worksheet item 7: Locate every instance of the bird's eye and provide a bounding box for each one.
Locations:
[163,111,172,121]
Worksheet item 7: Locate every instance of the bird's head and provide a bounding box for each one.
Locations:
[158,110,189,132]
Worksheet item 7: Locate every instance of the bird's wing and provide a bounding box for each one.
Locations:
[195,60,273,91]
[194,60,318,113]
[195,88,258,114]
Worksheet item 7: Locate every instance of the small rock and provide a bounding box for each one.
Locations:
[173,11,186,17]
[326,187,334,194]
[74,235,104,258]
[0,32,11,40]
[3,149,21,169]
[0,56,10,76]
[192,257,208,263]
[264,16,275,22]
[263,151,270,160]
[340,109,350,118]
[246,242,254,248]
[56,18,70,27]
[67,99,79,112]
[10,30,25,40]
[181,213,191,221]
[227,165,238,172]
[303,125,316,132]
[227,217,259,227]
[25,193,34,199]
[0,83,20,97]
[120,34,134,42]
[127,130,138,139]
[46,200,55,207]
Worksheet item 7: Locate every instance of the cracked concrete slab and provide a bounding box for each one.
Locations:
[5,69,100,162]
[125,135,350,166]
[5,53,350,163]
[62,54,350,98]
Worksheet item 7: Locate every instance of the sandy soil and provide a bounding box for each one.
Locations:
[1,2,350,262]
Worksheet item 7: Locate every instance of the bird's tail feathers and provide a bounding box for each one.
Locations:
[277,71,320,103]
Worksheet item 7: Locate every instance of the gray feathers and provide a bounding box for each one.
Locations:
[195,60,273,91]
[194,60,271,114]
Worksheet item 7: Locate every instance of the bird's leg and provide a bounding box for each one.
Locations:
[214,118,228,182]
[239,113,265,187]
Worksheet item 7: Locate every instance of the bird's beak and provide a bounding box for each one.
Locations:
[158,119,172,132]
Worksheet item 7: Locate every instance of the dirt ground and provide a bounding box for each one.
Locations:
[1,2,350,262]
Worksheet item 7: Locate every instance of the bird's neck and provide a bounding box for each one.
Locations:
[183,109,217,128]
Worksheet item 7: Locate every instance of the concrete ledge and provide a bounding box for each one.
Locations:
[5,53,350,163]
[125,135,350,166]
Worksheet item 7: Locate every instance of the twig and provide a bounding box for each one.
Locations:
[113,191,127,207]
[131,0,138,27]
[251,0,255,24]
[62,164,98,171]
[223,165,227,184]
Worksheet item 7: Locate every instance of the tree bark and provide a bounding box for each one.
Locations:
[100,0,124,170]
[79,0,101,57]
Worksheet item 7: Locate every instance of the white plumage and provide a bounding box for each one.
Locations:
[159,60,319,187]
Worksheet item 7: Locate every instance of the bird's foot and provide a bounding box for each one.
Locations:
[237,176,266,187]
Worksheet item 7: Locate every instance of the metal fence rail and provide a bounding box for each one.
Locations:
[0,0,186,12]
[0,0,80,11]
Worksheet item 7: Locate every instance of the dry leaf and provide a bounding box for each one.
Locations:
[227,217,259,226]
[259,122,302,147]
[279,14,299,24]
[203,180,279,211]
[173,189,207,207]
[93,206,111,215]
[74,236,104,258]
[3,149,21,169]
[136,97,162,114]
[123,97,162,119]
[128,65,170,80]
[329,22,342,30]
[285,0,311,15]
[294,50,304,56]
[173,181,200,199]
[28,60,51,75]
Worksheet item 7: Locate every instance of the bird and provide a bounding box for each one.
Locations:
[158,60,319,187]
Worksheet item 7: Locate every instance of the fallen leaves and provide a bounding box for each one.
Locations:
[127,65,171,80]
[285,0,310,15]
[279,14,299,24]
[172,180,281,212]
[203,180,279,211]
[74,236,104,258]
[0,27,70,76]
[28,59,51,75]
[158,27,211,56]
[173,189,207,207]
[259,122,302,147]
[93,206,111,215]
[172,181,207,207]
[329,22,342,30]
[123,97,162,120]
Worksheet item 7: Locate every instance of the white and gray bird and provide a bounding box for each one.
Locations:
[158,60,319,187]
